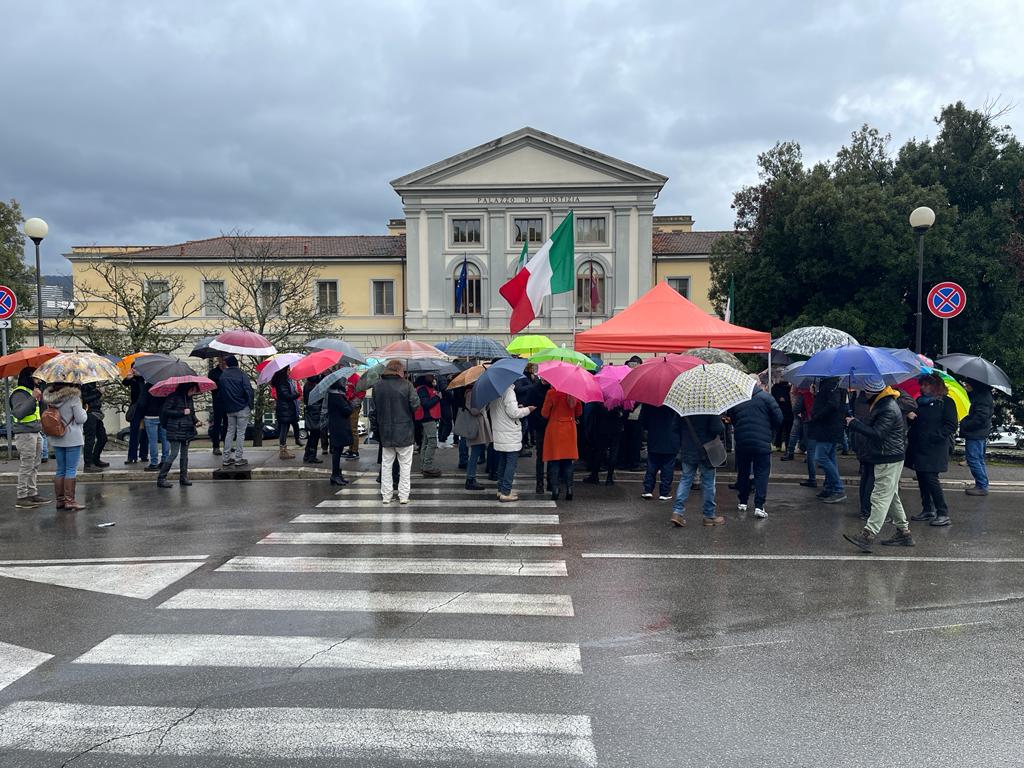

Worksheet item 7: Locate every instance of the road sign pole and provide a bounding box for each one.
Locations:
[943,318,948,357]
[2,327,12,461]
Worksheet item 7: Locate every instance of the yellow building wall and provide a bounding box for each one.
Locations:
[654,258,714,314]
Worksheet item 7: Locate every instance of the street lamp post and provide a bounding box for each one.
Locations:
[23,217,48,347]
[909,206,935,354]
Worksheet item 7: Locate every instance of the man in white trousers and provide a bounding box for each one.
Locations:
[371,360,420,504]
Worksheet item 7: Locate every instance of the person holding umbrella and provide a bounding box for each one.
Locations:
[459,384,492,491]
[270,368,302,460]
[488,383,535,502]
[42,383,88,510]
[414,374,443,477]
[541,388,582,501]
[157,383,202,488]
[11,367,50,508]
[807,377,847,503]
[906,373,958,526]
[325,377,354,485]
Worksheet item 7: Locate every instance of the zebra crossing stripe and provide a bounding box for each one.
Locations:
[0,641,53,692]
[259,531,563,547]
[158,588,575,616]
[217,555,568,577]
[317,499,557,508]
[72,634,582,674]
[0,702,598,765]
[292,512,560,525]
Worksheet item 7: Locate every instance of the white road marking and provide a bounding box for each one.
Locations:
[0,702,597,765]
[73,634,582,674]
[218,555,568,577]
[0,641,53,692]
[0,561,207,599]
[158,588,575,616]
[260,532,563,547]
[337,488,517,496]
[318,499,556,508]
[581,553,1024,563]
[885,621,993,635]
[293,512,560,525]
[0,556,207,565]
[620,639,792,664]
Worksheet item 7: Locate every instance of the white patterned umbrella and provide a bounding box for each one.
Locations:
[773,326,858,357]
[664,363,757,417]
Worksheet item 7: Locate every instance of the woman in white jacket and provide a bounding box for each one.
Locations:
[487,384,535,502]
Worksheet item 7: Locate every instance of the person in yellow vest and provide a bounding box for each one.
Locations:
[10,367,51,508]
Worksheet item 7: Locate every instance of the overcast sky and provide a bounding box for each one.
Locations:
[3,0,1022,273]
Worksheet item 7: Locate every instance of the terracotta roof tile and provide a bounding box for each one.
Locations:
[92,235,407,260]
[652,231,734,255]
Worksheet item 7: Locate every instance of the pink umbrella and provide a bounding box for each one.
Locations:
[210,329,278,357]
[621,354,703,406]
[594,365,633,409]
[148,375,217,397]
[537,361,603,403]
[289,348,342,379]
[256,353,305,385]
[370,339,447,359]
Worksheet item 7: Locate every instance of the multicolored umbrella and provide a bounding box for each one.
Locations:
[370,340,447,360]
[210,329,277,357]
[0,346,61,378]
[684,347,746,371]
[448,364,487,389]
[470,358,528,409]
[936,353,1013,396]
[33,353,121,385]
[620,354,703,406]
[664,363,757,417]
[897,372,970,421]
[148,375,217,397]
[307,367,359,404]
[537,361,603,403]
[772,326,858,357]
[529,345,597,371]
[305,338,366,365]
[116,352,153,378]
[444,336,510,360]
[507,334,556,357]
[289,349,341,380]
[256,353,305,385]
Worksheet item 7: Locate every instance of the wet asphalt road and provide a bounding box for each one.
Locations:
[0,462,1022,767]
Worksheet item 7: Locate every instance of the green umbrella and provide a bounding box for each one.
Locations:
[508,334,557,357]
[529,345,597,371]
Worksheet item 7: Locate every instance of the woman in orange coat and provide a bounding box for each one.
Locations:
[541,389,583,501]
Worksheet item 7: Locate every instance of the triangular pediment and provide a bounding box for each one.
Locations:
[391,127,667,190]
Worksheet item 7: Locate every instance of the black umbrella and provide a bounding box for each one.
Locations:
[406,358,460,376]
[133,354,196,384]
[189,336,220,359]
[936,354,1013,396]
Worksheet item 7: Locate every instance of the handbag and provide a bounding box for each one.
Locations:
[684,417,727,467]
[125,403,138,423]
[453,409,479,441]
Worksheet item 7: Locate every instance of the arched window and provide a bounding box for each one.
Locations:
[576,260,605,315]
[453,262,482,315]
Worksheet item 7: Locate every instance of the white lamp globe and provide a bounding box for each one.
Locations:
[909,207,935,232]
[24,217,49,240]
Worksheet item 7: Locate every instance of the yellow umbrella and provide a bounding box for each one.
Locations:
[507,334,556,358]
[117,352,152,378]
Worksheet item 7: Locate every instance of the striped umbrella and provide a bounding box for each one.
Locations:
[664,363,757,417]
[210,329,277,357]
[370,340,447,360]
[444,336,510,359]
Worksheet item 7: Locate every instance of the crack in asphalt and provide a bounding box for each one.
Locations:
[395,589,471,639]
[290,636,353,676]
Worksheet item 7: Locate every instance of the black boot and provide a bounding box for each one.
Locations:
[930,514,951,527]
[179,476,192,486]
[881,527,915,546]
[565,483,574,501]
[583,474,600,485]
[157,477,173,488]
[465,479,485,491]
[780,453,794,461]
[330,475,349,486]
[551,487,559,501]
[910,508,936,522]
[604,472,615,486]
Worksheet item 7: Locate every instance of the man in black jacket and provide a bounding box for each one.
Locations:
[807,378,846,503]
[81,383,109,472]
[728,386,784,518]
[207,360,228,456]
[843,376,914,552]
[960,378,993,496]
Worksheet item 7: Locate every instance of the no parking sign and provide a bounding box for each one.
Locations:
[927,282,966,319]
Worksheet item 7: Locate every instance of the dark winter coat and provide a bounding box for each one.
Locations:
[326,388,354,448]
[371,371,420,447]
[848,392,875,463]
[907,395,958,473]
[81,383,103,419]
[160,391,199,442]
[770,381,793,417]
[640,404,683,455]
[138,382,166,418]
[807,378,845,443]
[585,404,627,440]
[272,372,301,424]
[959,382,994,441]
[208,366,225,407]
[303,377,323,426]
[848,389,906,465]
[728,389,784,454]
[219,366,254,413]
[678,414,726,466]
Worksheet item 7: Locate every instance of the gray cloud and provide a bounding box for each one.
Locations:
[1,0,1021,272]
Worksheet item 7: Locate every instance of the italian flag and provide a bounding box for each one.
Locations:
[500,212,575,333]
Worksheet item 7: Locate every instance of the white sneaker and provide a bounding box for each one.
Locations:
[498,492,519,503]
[659,495,673,501]
[399,498,409,505]
[641,492,654,499]
[754,507,768,519]
[737,503,748,512]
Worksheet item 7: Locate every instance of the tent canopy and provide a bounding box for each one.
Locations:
[574,281,771,353]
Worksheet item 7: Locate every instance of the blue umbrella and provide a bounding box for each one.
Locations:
[307,367,358,404]
[799,345,918,387]
[446,336,511,360]
[470,358,528,409]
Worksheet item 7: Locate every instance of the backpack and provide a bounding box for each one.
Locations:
[41,405,68,438]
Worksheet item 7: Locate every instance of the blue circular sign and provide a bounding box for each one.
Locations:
[927,282,966,319]
[0,285,16,320]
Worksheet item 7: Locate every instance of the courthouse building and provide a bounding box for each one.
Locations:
[65,128,730,350]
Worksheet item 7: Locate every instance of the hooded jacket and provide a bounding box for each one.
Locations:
[42,386,87,448]
[728,389,784,454]
[959,382,994,441]
[160,389,199,442]
[487,384,531,453]
[848,387,906,465]
[219,365,254,413]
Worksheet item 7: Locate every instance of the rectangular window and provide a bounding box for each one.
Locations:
[259,280,282,316]
[372,280,395,316]
[576,216,607,244]
[576,273,605,314]
[316,280,339,316]
[451,218,482,245]
[667,277,690,299]
[202,280,225,317]
[145,280,171,316]
[513,217,544,244]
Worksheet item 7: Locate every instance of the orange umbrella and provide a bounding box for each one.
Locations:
[117,352,153,378]
[0,346,61,378]
[448,364,487,389]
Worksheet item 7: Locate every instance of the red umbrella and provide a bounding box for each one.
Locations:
[209,329,277,356]
[0,346,61,378]
[148,375,217,397]
[621,354,703,406]
[289,349,342,379]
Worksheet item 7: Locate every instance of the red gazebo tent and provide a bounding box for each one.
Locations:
[574,281,771,353]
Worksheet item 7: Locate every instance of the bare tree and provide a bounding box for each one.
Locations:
[201,232,339,444]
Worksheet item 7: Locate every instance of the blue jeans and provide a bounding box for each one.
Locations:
[643,452,676,496]
[458,436,469,466]
[964,439,989,490]
[465,444,485,482]
[495,450,519,495]
[735,449,771,508]
[40,434,48,460]
[54,445,82,478]
[814,441,843,494]
[144,417,170,467]
[672,461,717,517]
